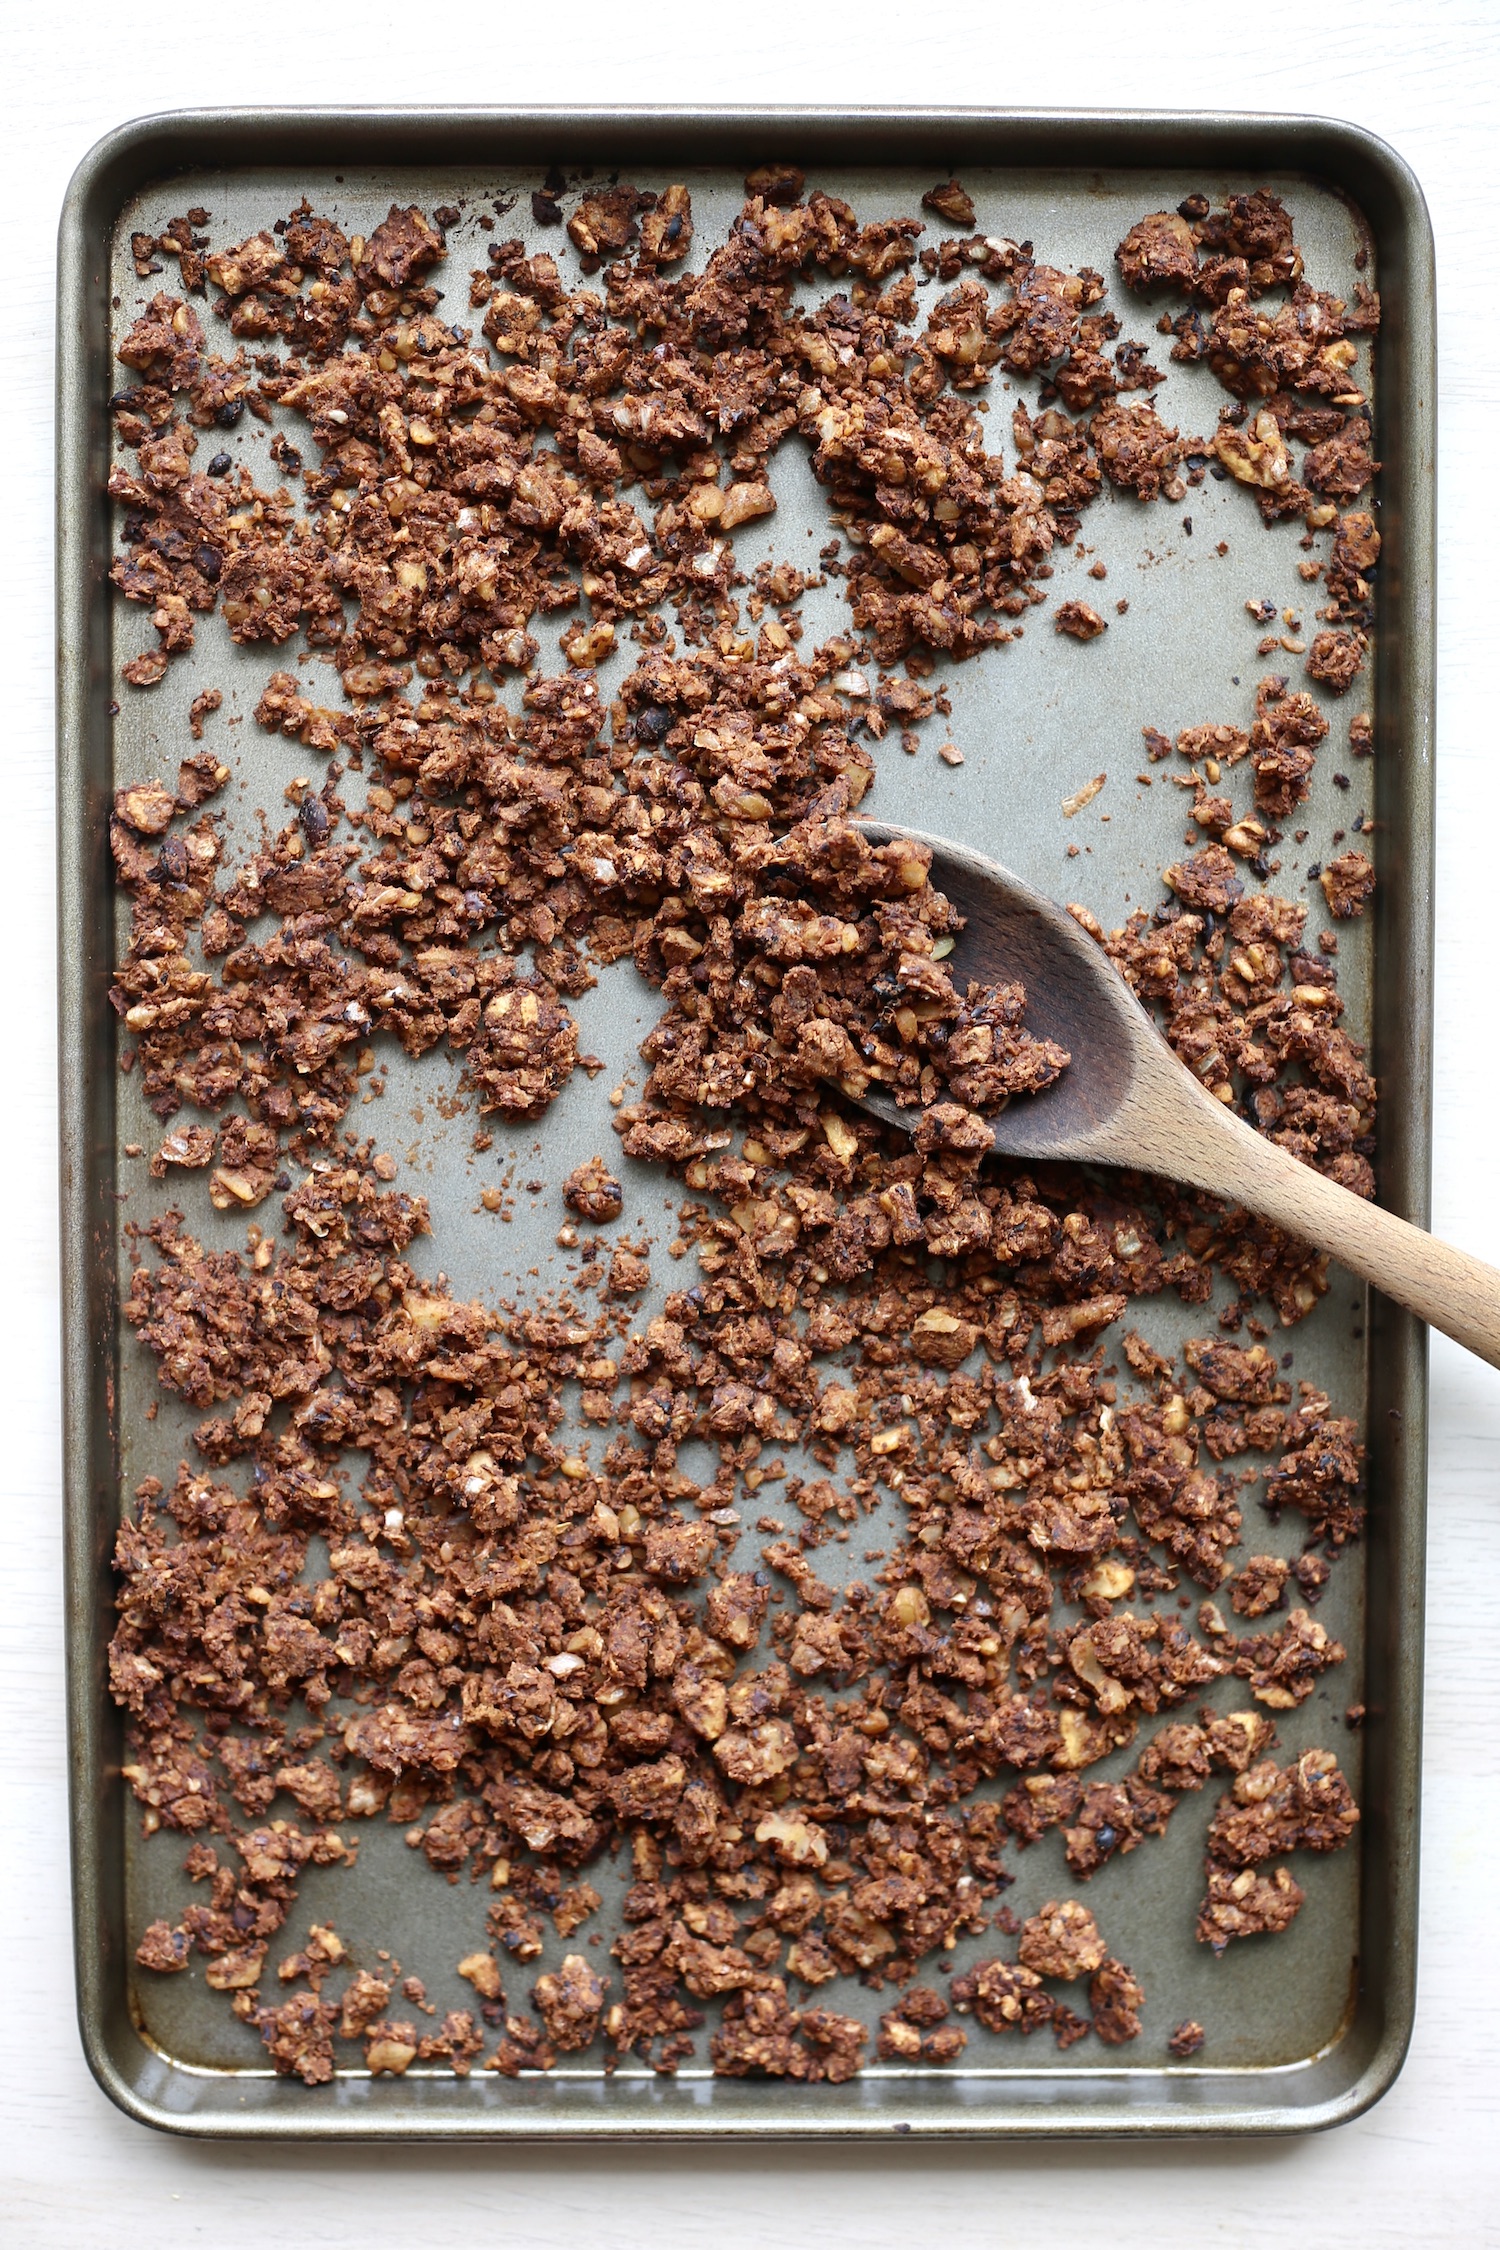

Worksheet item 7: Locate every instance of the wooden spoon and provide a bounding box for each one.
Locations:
[849,822,1500,1370]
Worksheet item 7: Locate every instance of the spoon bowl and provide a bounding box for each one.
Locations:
[853,821,1143,1159]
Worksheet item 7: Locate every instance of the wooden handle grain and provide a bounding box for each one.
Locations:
[1136,1073,1500,1369]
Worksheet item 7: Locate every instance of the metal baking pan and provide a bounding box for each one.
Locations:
[58,106,1435,2138]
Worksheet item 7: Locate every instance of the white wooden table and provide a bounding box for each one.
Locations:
[5,7,1498,2240]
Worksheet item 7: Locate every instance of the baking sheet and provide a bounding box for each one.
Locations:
[59,108,1434,2137]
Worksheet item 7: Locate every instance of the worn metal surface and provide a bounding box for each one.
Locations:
[58,107,1435,2137]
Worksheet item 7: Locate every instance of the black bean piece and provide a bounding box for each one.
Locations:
[635,704,673,743]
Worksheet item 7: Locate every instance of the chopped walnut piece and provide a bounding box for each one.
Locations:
[364,2021,420,2076]
[1211,410,1292,493]
[457,1951,504,2003]
[923,181,977,228]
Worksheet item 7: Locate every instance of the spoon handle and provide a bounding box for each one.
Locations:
[1166,1092,1500,1370]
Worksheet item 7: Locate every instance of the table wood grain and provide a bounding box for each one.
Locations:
[5,6,1498,2239]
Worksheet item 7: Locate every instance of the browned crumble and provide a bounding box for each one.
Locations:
[109,170,1372,2085]
[1306,629,1367,695]
[1196,1749,1358,1952]
[562,1156,625,1223]
[1054,601,1107,641]
[1319,851,1376,920]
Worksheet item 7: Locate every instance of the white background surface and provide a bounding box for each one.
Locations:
[5,4,1499,2243]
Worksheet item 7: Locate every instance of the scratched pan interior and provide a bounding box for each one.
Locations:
[57,109,1434,2138]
